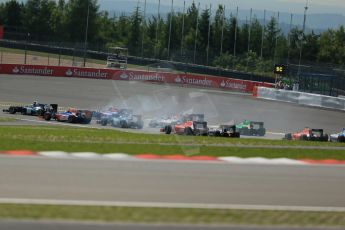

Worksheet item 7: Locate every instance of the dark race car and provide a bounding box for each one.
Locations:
[236,120,266,136]
[283,127,329,142]
[3,101,50,116]
[208,125,240,138]
[44,105,92,124]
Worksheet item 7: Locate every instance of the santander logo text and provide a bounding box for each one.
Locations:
[174,75,213,86]
[65,69,108,78]
[220,80,247,90]
[12,66,54,75]
[118,71,165,82]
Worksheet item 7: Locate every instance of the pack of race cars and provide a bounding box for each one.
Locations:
[2,102,345,142]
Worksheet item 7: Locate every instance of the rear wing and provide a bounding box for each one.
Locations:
[50,104,58,113]
[311,129,324,136]
[183,114,204,122]
[250,121,264,126]
[193,121,208,129]
[220,125,237,132]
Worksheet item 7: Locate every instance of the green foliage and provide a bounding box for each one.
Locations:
[0,1,345,70]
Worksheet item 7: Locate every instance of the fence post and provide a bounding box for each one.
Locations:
[58,46,61,66]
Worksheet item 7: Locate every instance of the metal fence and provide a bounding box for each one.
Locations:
[1,38,344,96]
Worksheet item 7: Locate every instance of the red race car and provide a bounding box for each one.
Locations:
[161,114,208,136]
[284,127,329,142]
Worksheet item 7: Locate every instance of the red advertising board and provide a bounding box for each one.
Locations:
[0,64,273,92]
[0,25,4,39]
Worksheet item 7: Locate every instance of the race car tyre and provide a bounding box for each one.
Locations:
[9,107,16,114]
[215,131,221,137]
[233,132,240,138]
[222,132,230,137]
[84,118,92,124]
[137,122,144,129]
[258,128,266,136]
[184,127,194,136]
[101,119,108,126]
[284,133,292,140]
[44,113,52,121]
[120,120,128,128]
[165,125,172,134]
[68,115,76,123]
[339,136,345,142]
[322,134,329,142]
[21,109,26,115]
[300,135,308,141]
[36,109,44,116]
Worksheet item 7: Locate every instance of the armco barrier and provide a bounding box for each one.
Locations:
[0,64,273,93]
[254,87,345,111]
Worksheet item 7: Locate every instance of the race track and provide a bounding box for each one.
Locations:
[0,156,344,208]
[0,74,345,212]
[0,74,344,135]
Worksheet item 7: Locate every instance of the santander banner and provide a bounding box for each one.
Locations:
[0,64,272,92]
[0,25,4,39]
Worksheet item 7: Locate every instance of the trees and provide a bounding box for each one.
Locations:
[263,16,280,59]
[0,1,344,69]
[3,0,23,27]
[64,0,99,43]
[128,5,142,55]
[22,0,57,39]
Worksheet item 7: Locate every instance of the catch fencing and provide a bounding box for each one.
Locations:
[0,64,273,93]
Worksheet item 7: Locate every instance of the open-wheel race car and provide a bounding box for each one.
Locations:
[236,120,266,136]
[96,108,143,129]
[330,128,345,142]
[3,101,51,116]
[283,127,329,142]
[162,114,208,136]
[208,124,240,138]
[43,105,92,124]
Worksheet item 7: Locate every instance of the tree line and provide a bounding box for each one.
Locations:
[0,0,344,73]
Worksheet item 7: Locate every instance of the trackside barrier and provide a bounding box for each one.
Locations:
[254,87,345,111]
[0,64,273,93]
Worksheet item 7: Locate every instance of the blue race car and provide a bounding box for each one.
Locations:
[96,108,143,129]
[330,129,345,142]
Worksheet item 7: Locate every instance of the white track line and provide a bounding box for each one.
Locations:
[0,198,344,212]
[267,131,285,136]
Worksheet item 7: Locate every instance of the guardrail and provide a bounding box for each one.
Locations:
[0,64,273,93]
[254,87,345,111]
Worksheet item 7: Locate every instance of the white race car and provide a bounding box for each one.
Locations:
[330,128,345,142]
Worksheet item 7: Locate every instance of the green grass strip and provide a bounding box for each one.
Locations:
[0,204,344,227]
[0,126,345,159]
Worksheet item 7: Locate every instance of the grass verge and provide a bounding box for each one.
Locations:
[0,126,344,159]
[0,204,344,227]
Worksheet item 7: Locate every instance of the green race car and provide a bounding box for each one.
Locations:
[236,120,266,136]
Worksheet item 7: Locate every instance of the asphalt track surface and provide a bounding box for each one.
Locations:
[1,156,344,208]
[0,74,344,136]
[1,74,345,228]
[0,220,342,230]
